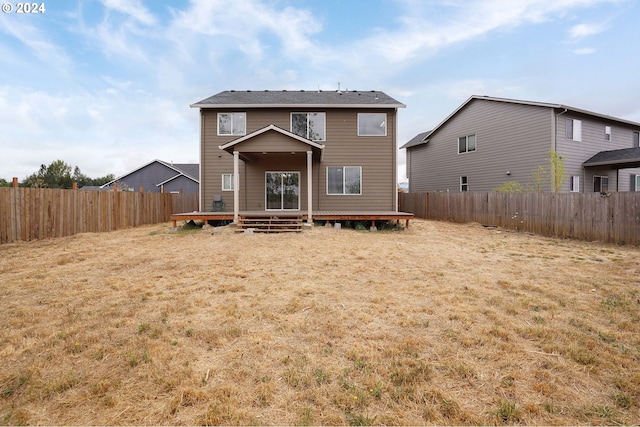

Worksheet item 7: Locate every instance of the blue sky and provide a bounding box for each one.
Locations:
[1,0,639,183]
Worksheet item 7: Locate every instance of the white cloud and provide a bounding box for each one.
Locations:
[169,0,326,63]
[0,85,198,179]
[0,14,72,73]
[356,0,617,63]
[573,47,596,54]
[100,0,157,26]
[568,22,607,40]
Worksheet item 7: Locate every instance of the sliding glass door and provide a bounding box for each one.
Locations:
[266,172,300,210]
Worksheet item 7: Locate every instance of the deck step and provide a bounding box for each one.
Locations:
[236,215,303,233]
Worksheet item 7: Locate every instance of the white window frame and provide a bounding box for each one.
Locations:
[593,175,609,192]
[265,171,301,211]
[290,112,326,141]
[460,176,469,192]
[221,173,234,191]
[217,112,246,136]
[566,118,582,142]
[635,175,640,192]
[570,176,580,192]
[357,113,387,136]
[326,166,362,195]
[458,134,476,154]
[605,126,612,141]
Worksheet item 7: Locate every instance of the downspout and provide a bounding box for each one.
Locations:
[394,108,398,211]
[199,109,204,211]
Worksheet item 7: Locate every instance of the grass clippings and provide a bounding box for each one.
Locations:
[1,219,639,425]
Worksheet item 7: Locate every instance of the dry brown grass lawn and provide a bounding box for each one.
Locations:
[1,219,639,425]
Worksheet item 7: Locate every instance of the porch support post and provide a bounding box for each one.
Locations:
[233,150,239,224]
[307,151,313,223]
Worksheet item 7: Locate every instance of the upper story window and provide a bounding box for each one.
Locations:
[458,134,476,154]
[291,112,325,141]
[218,113,246,136]
[358,113,387,136]
[633,131,639,148]
[566,118,582,141]
[605,126,612,141]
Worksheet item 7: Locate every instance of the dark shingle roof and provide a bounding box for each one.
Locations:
[400,131,431,149]
[171,163,199,181]
[191,90,405,108]
[583,147,640,168]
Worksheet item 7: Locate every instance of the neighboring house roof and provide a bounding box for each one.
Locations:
[401,95,640,149]
[79,185,110,191]
[191,90,406,109]
[100,159,199,188]
[171,163,199,181]
[401,131,431,149]
[583,147,640,169]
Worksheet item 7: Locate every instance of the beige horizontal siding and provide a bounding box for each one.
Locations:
[200,108,397,213]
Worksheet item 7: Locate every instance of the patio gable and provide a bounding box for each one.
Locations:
[219,124,324,161]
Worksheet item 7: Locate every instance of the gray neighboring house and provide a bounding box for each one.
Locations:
[402,95,640,193]
[98,159,199,194]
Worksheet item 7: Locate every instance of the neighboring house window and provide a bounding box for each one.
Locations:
[458,134,476,154]
[566,118,582,141]
[291,112,326,141]
[593,176,609,192]
[460,176,469,192]
[218,113,246,136]
[327,166,361,195]
[605,126,612,141]
[358,113,387,136]
[633,131,639,148]
[634,175,640,191]
[222,174,234,191]
[570,176,580,192]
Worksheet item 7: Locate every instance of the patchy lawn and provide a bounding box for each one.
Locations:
[1,219,639,425]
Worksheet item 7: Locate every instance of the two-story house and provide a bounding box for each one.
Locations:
[188,90,409,225]
[402,95,640,193]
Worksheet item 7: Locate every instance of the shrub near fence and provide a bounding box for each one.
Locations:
[0,187,199,244]
[399,191,640,245]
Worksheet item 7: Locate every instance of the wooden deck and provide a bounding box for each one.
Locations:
[170,210,414,229]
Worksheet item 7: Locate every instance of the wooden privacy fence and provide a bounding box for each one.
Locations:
[0,187,199,243]
[399,191,640,245]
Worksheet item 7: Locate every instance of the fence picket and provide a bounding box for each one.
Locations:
[400,191,640,245]
[0,188,198,243]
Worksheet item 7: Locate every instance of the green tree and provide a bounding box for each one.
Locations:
[20,160,114,189]
[530,165,548,193]
[494,181,524,193]
[22,160,73,188]
[0,178,10,187]
[548,150,566,192]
